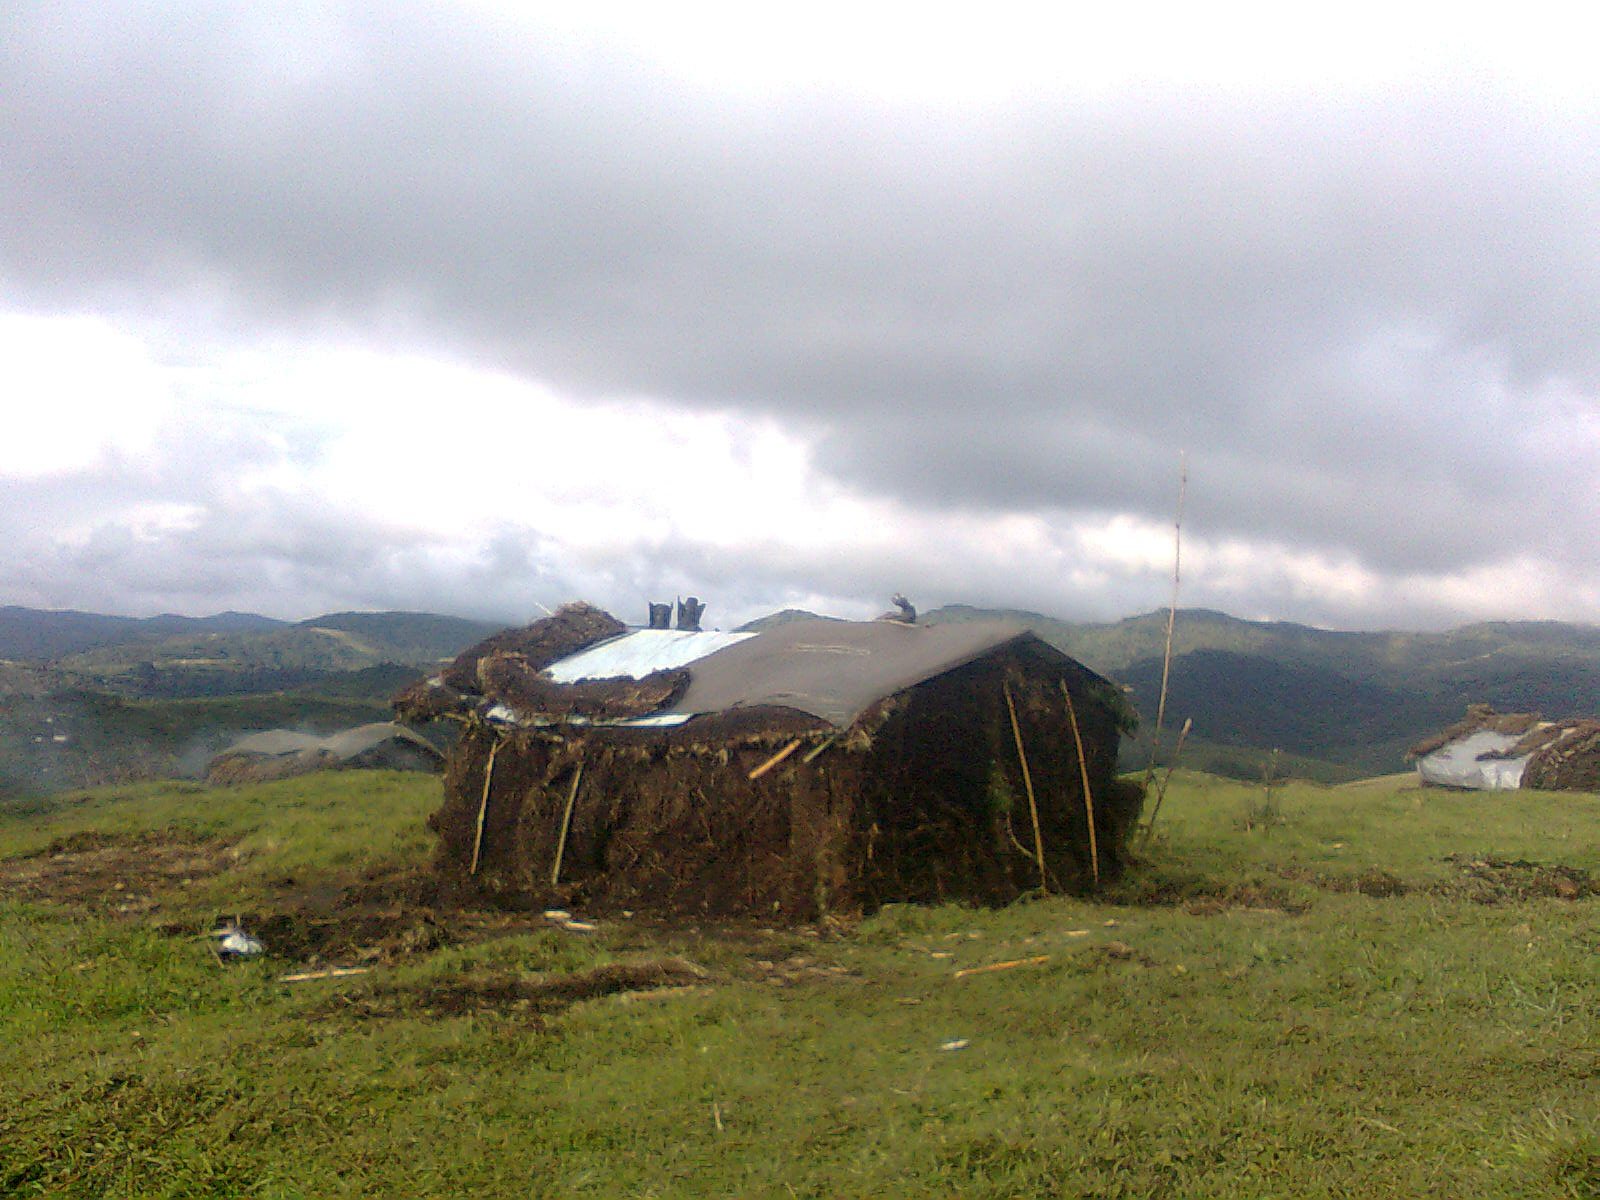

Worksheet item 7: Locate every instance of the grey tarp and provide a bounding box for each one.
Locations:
[224,729,326,757]
[320,722,441,762]
[220,723,439,764]
[652,618,1097,728]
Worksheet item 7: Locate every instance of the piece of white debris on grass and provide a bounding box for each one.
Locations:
[210,924,264,959]
[939,1039,970,1052]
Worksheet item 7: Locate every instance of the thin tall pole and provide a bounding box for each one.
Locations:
[1143,454,1187,799]
[1003,681,1049,895]
[1060,680,1100,888]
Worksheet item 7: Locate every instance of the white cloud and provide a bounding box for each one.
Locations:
[3,4,1599,631]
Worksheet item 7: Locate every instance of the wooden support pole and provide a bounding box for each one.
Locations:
[1003,680,1049,895]
[468,736,500,876]
[1060,680,1100,888]
[748,738,803,780]
[550,761,585,886]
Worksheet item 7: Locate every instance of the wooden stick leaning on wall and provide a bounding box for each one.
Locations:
[1142,453,1187,803]
[468,736,501,877]
[1003,680,1049,895]
[1059,680,1100,888]
[550,761,585,886]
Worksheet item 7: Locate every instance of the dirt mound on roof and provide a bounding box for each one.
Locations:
[441,602,624,692]
[1521,722,1600,792]
[1408,705,1543,759]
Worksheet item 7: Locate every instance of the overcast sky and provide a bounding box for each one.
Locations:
[3,3,1598,630]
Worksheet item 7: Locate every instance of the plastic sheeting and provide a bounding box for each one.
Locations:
[1415,730,1530,790]
[543,629,756,683]
[657,617,1093,728]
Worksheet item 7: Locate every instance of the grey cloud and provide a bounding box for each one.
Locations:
[3,3,1599,622]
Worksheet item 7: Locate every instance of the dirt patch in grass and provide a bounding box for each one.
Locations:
[1434,856,1596,903]
[320,957,711,1022]
[1112,874,1310,915]
[0,830,238,914]
[1294,858,1595,903]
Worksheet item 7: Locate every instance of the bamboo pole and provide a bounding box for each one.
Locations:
[801,732,840,764]
[1143,717,1193,844]
[550,761,585,886]
[1003,680,1049,895]
[1059,680,1100,888]
[468,736,501,876]
[1143,454,1187,801]
[748,738,803,780]
[953,955,1050,979]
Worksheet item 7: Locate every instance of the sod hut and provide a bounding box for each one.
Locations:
[206,722,443,785]
[1408,705,1600,792]
[400,603,1142,920]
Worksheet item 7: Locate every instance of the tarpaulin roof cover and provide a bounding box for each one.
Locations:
[226,729,325,757]
[1414,729,1531,790]
[223,722,438,762]
[543,629,755,683]
[320,722,440,760]
[651,617,1079,728]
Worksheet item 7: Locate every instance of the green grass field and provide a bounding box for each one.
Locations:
[1,771,1595,1198]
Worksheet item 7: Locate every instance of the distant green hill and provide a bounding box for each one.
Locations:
[925,606,1600,781]
[35,610,502,700]
[0,606,285,662]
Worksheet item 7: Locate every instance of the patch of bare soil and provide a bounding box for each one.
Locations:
[0,830,237,914]
[1434,856,1595,903]
[1293,858,1596,903]
[320,957,710,1023]
[220,870,549,968]
[1123,876,1309,916]
[1303,867,1409,898]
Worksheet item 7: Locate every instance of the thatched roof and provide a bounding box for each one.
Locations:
[1406,704,1543,760]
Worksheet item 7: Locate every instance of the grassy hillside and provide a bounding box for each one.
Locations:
[1,772,1594,1197]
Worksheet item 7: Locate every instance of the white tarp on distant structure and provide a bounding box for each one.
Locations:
[1414,729,1531,790]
